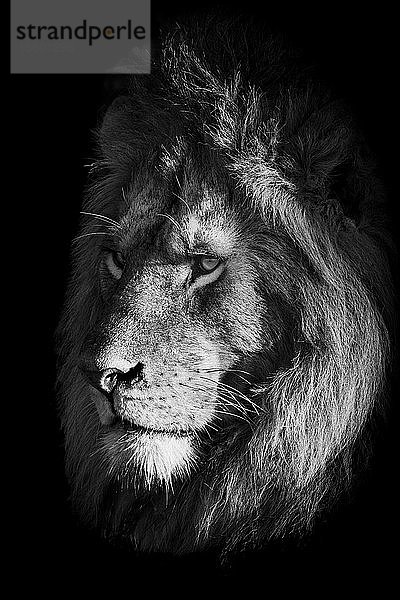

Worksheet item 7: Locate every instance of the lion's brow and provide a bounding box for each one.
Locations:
[181,214,237,258]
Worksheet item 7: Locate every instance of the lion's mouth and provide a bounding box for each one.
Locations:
[120,418,189,437]
[105,412,190,438]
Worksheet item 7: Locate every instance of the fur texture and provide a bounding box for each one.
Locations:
[56,16,394,556]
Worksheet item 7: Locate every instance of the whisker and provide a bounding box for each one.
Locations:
[202,422,219,436]
[213,408,251,424]
[156,212,185,236]
[198,372,262,411]
[171,190,193,216]
[201,367,254,379]
[180,380,255,424]
[121,187,129,204]
[216,396,250,418]
[223,371,254,386]
[178,382,237,411]
[174,172,182,191]
[72,232,110,243]
[80,211,121,228]
[164,382,220,434]
[199,375,261,415]
[218,383,262,413]
[199,367,256,387]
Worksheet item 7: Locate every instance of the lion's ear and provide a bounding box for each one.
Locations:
[281,102,373,225]
[98,96,137,163]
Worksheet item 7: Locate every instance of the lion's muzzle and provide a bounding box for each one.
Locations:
[80,350,218,434]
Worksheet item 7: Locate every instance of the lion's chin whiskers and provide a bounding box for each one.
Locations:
[103,429,198,490]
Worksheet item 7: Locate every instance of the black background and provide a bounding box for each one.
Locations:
[11,0,398,593]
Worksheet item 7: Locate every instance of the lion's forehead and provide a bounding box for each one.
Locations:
[118,175,244,259]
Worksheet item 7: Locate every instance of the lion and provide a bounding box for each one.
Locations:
[56,16,394,557]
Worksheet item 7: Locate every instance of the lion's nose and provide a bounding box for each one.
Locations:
[83,362,145,395]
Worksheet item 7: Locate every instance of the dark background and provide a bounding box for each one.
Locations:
[11,1,398,592]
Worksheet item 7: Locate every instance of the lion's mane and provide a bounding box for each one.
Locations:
[56,16,394,555]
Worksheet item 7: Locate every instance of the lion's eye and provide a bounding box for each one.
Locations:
[105,250,125,279]
[197,256,221,274]
[189,255,225,289]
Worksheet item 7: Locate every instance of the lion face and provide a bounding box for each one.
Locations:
[78,165,291,488]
